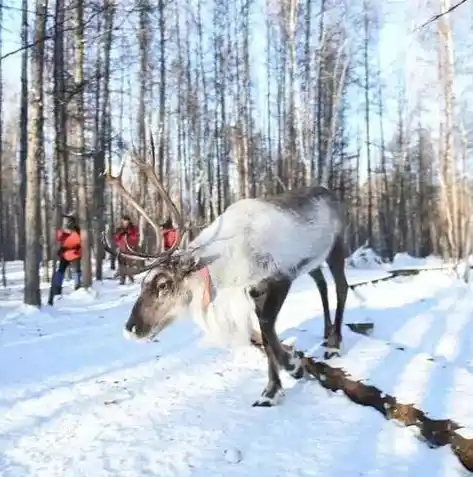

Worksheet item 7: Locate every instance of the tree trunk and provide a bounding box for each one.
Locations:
[94,0,114,280]
[0,0,5,287]
[19,0,28,262]
[24,0,48,306]
[74,0,92,288]
[137,0,150,249]
[363,1,373,245]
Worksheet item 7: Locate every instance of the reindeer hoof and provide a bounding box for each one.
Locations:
[287,350,305,379]
[252,399,273,407]
[323,334,341,360]
[292,366,306,379]
[252,388,284,407]
[323,347,341,360]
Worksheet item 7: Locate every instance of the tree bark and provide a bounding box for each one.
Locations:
[74,0,92,288]
[0,0,5,287]
[24,0,48,306]
[19,0,28,262]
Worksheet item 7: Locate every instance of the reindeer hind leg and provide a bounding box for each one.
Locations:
[308,267,332,342]
[324,236,348,359]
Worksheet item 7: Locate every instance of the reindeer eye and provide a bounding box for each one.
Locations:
[156,280,170,292]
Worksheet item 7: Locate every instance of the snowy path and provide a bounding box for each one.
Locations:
[1,263,472,476]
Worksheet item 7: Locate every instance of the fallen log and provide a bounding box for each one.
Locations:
[249,334,473,471]
[349,275,394,288]
[348,266,451,289]
[301,356,473,472]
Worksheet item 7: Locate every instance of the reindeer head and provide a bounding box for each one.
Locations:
[102,134,203,341]
[123,252,206,340]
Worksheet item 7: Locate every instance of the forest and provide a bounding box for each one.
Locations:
[0,0,470,305]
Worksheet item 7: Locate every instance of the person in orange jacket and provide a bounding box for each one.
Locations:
[160,217,178,251]
[48,215,82,305]
[112,215,140,285]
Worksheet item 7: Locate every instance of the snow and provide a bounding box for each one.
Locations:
[1,258,473,476]
[345,245,450,273]
[346,244,388,270]
[391,252,446,271]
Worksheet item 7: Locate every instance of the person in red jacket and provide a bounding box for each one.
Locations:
[160,217,178,250]
[113,215,139,285]
[48,215,82,305]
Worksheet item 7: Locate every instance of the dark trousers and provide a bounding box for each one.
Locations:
[48,258,82,305]
[117,255,135,285]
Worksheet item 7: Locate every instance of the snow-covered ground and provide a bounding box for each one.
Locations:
[1,260,473,476]
[346,245,449,272]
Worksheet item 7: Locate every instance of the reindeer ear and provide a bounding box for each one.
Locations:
[175,252,219,276]
[179,253,201,275]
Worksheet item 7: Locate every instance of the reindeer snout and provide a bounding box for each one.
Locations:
[123,323,138,340]
[124,319,144,340]
[124,316,153,340]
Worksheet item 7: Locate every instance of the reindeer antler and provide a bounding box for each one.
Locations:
[102,157,162,257]
[128,130,185,256]
[101,134,186,275]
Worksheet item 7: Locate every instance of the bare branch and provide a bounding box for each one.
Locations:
[415,0,468,30]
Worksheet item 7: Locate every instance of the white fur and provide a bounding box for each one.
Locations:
[190,195,341,288]
[182,191,343,348]
[187,275,259,348]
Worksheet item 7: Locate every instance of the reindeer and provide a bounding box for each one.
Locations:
[102,147,349,407]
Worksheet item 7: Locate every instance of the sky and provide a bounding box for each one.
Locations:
[2,1,24,87]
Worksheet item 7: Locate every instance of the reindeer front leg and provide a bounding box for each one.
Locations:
[251,277,304,407]
[252,331,283,407]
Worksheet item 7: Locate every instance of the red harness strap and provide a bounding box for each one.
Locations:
[198,266,212,312]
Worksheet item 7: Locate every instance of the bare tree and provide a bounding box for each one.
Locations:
[93,0,115,280]
[19,0,28,262]
[74,0,92,288]
[24,0,48,306]
[0,0,6,287]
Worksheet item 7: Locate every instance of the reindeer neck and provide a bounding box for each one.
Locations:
[185,267,213,316]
